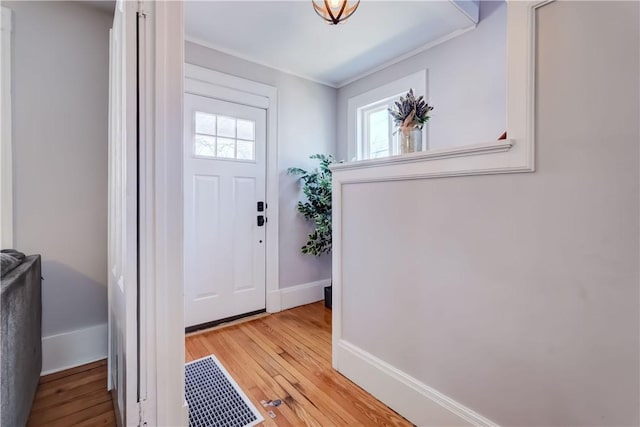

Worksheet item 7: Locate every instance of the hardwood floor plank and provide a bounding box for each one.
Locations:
[39,359,107,385]
[28,388,112,425]
[187,332,211,360]
[45,400,115,427]
[272,374,332,427]
[225,327,300,385]
[31,378,109,412]
[259,316,331,360]
[74,408,116,427]
[196,331,304,426]
[265,312,331,349]
[35,366,107,398]
[200,332,304,426]
[186,302,412,427]
[245,385,282,427]
[236,325,360,424]
[245,322,327,372]
[253,323,408,425]
[237,326,352,419]
[185,343,196,362]
[30,303,408,427]
[27,360,116,427]
[277,312,331,344]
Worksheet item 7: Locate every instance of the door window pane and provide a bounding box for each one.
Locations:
[216,138,235,158]
[217,116,236,138]
[195,112,216,135]
[237,119,254,140]
[193,111,256,161]
[236,140,254,160]
[195,135,216,157]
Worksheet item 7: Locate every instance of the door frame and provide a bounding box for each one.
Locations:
[137,1,185,425]
[184,63,281,313]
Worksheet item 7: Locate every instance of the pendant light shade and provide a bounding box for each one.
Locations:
[312,0,360,25]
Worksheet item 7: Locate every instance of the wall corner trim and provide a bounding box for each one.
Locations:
[336,340,499,427]
[41,323,108,375]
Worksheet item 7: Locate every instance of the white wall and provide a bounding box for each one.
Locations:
[336,1,506,160]
[5,1,111,352]
[185,41,335,289]
[338,1,639,425]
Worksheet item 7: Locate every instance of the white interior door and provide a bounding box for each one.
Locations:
[184,93,267,328]
[108,1,138,425]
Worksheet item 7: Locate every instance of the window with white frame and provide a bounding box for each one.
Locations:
[348,70,427,161]
[358,96,397,159]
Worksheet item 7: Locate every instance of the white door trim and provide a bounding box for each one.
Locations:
[184,63,281,313]
[138,1,186,425]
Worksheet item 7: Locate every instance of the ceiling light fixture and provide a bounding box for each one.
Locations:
[312,0,360,25]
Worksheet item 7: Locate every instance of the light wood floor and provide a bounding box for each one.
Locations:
[27,359,116,427]
[186,302,412,427]
[27,302,410,427]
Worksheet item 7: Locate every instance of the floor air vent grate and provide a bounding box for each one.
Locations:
[185,355,264,427]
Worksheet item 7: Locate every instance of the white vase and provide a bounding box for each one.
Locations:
[398,128,422,154]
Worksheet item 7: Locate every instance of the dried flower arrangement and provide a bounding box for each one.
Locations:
[388,89,434,132]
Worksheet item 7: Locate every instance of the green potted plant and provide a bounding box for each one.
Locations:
[388,88,433,154]
[287,154,335,308]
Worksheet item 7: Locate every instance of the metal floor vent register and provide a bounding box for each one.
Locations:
[185,356,264,427]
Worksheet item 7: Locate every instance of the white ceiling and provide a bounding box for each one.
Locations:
[185,1,479,88]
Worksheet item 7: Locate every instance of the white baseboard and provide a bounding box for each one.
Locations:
[41,323,108,375]
[336,340,498,427]
[267,279,330,313]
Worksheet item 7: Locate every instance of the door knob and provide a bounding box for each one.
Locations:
[257,215,265,227]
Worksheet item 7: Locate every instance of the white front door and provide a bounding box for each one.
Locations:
[184,93,267,328]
